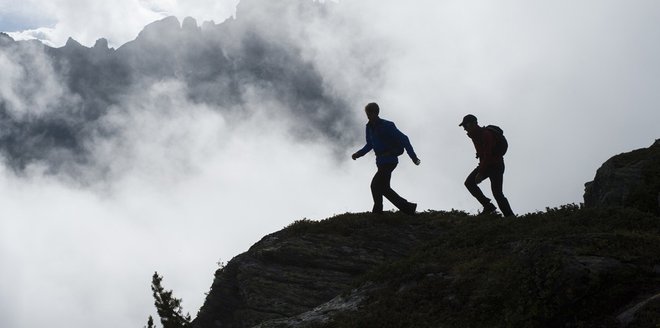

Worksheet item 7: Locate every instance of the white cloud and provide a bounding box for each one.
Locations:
[0,42,75,117]
[0,64,371,326]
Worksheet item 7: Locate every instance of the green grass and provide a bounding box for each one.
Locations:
[293,206,660,327]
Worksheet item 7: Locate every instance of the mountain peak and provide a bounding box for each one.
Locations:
[0,32,14,46]
[136,16,182,42]
[182,16,200,33]
[200,20,216,31]
[93,38,109,50]
[64,37,84,48]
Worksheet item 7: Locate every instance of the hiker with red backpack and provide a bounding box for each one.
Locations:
[352,102,420,215]
[460,114,515,217]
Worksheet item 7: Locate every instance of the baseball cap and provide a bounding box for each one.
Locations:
[459,114,478,127]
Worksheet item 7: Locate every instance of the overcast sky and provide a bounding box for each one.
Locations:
[2,1,660,327]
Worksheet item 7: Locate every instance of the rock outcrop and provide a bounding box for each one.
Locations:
[584,139,660,214]
[192,215,445,328]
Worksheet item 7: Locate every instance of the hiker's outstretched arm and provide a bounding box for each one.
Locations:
[354,143,372,158]
[353,126,373,159]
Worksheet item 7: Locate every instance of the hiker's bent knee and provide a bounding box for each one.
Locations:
[464,177,475,189]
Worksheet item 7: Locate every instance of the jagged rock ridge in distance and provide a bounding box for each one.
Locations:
[0,0,361,178]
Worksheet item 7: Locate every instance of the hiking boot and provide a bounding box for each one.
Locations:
[403,203,417,216]
[478,203,497,216]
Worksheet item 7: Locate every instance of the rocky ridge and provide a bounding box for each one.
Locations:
[191,207,660,328]
[189,140,660,328]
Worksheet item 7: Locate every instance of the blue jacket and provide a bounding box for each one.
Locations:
[355,118,418,165]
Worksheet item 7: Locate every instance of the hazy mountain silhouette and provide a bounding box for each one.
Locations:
[0,0,359,178]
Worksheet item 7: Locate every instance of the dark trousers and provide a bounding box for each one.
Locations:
[371,163,413,213]
[464,163,514,216]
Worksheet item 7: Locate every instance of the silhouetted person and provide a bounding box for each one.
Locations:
[460,114,515,217]
[352,103,420,215]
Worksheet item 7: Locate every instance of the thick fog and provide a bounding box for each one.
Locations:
[1,0,660,327]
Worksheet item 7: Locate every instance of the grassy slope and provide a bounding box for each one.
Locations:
[284,206,660,328]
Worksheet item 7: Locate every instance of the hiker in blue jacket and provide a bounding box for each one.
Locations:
[352,102,420,215]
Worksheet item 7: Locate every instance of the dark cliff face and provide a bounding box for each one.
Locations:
[584,139,660,214]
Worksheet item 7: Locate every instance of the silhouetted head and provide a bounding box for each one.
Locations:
[365,102,380,122]
[459,114,479,133]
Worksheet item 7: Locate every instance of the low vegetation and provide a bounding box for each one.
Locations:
[330,206,660,327]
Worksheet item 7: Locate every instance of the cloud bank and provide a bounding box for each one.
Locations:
[0,0,381,184]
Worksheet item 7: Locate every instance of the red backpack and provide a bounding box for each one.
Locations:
[485,125,508,156]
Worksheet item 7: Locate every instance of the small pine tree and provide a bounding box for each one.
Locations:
[150,272,191,328]
[145,316,156,328]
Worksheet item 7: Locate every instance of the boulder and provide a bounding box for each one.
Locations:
[584,139,660,214]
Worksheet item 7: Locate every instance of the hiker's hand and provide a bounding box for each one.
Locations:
[413,158,421,165]
[351,152,360,160]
